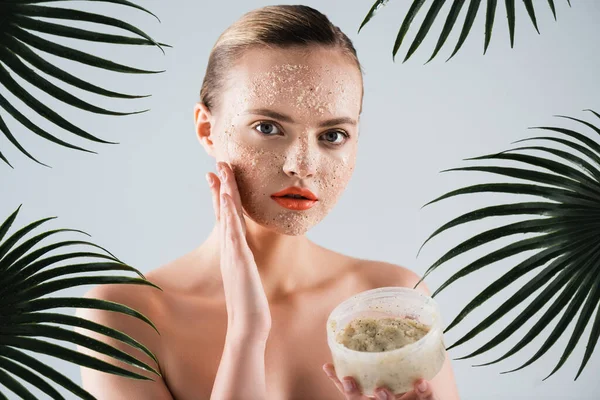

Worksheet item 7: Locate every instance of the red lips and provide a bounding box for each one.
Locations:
[271,187,318,211]
[271,187,318,200]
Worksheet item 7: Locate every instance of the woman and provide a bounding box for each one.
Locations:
[77,5,460,400]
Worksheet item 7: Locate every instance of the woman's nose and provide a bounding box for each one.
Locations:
[283,139,317,179]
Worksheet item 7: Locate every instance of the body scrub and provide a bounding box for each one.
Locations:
[326,287,446,396]
[337,317,430,352]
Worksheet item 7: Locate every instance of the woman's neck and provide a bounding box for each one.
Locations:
[201,215,318,301]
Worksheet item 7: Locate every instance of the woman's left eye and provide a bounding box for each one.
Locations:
[321,131,348,145]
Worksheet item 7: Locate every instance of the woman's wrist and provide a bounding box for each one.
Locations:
[211,328,269,400]
[225,326,270,347]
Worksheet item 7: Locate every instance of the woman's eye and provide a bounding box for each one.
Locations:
[254,123,280,135]
[321,131,348,145]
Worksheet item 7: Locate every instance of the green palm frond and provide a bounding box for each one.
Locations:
[0,205,163,399]
[416,109,600,380]
[358,0,572,63]
[0,0,168,168]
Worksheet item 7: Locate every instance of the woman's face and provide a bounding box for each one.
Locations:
[208,45,362,236]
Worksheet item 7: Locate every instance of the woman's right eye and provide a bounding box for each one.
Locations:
[254,122,281,136]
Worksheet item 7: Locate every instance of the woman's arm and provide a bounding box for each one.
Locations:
[210,333,268,400]
[207,163,272,400]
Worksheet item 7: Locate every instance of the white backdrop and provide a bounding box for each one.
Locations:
[2,1,600,399]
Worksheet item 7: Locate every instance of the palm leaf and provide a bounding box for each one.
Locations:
[0,206,163,399]
[0,0,168,168]
[358,0,392,32]
[359,0,572,62]
[417,110,600,380]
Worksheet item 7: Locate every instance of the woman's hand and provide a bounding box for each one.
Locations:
[207,161,272,340]
[322,363,439,400]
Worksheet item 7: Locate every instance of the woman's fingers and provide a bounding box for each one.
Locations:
[323,363,415,400]
[218,167,251,261]
[207,172,221,222]
[217,162,246,233]
[322,363,364,400]
[218,162,244,211]
[397,379,435,400]
[220,192,252,268]
[221,193,246,253]
[322,363,344,393]
[373,387,399,400]
[413,379,436,400]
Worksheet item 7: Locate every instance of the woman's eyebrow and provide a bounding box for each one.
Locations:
[245,108,294,123]
[244,108,357,127]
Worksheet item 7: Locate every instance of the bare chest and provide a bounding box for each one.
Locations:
[159,292,356,400]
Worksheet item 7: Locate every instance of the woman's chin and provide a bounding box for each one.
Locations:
[253,218,313,236]
[243,210,323,237]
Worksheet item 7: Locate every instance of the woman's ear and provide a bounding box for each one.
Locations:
[194,102,216,157]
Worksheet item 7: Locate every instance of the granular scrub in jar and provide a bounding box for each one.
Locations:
[336,316,431,352]
[326,287,446,396]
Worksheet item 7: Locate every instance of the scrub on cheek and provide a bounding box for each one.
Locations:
[215,59,361,236]
[220,134,355,236]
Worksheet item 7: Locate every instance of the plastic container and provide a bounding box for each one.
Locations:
[326,287,446,397]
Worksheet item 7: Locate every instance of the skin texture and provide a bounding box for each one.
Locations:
[211,50,360,236]
[75,45,461,399]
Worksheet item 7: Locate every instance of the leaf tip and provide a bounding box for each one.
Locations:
[416,244,425,258]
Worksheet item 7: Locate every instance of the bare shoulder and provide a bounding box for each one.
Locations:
[311,244,430,295]
[83,270,163,301]
[76,278,166,364]
[74,275,173,399]
[352,257,431,296]
[79,278,164,332]
[75,261,180,353]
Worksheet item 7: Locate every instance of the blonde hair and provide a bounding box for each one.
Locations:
[200,5,363,112]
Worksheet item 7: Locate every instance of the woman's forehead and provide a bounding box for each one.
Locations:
[225,48,362,117]
[233,46,360,85]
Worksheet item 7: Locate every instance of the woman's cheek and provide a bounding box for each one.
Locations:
[316,155,356,211]
[225,140,280,216]
[221,133,357,235]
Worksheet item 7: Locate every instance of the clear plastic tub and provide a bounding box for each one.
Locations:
[326,287,446,396]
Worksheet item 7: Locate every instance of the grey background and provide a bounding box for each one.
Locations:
[2,0,600,399]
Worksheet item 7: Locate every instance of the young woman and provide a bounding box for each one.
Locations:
[77,5,460,400]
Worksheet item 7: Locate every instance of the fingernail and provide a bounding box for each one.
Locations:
[219,168,227,181]
[418,381,427,392]
[342,379,355,393]
[206,174,213,187]
[375,389,389,400]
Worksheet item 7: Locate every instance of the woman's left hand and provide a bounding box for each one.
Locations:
[322,363,440,400]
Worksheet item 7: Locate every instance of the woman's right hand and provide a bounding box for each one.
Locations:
[207,161,272,341]
[323,363,434,400]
